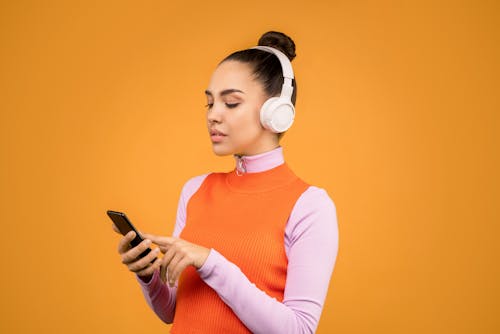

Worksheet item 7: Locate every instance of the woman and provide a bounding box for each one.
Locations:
[115,31,339,333]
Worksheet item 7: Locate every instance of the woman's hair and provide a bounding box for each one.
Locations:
[221,31,297,106]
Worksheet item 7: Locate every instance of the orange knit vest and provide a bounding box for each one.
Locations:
[171,163,309,333]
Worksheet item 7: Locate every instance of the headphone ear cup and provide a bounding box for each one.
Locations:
[260,97,295,133]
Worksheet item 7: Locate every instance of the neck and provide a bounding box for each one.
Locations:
[234,141,280,157]
[234,146,284,175]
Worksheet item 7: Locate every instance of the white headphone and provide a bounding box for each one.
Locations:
[252,46,295,133]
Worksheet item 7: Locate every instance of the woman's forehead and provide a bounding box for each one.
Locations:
[207,61,259,94]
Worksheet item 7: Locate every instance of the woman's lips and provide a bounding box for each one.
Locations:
[210,129,227,143]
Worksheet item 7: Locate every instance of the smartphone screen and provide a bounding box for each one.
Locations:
[107,210,152,260]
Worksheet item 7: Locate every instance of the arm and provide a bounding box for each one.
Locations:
[198,186,339,334]
[135,174,209,323]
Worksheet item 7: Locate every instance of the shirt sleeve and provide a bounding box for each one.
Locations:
[135,174,209,324]
[197,186,339,334]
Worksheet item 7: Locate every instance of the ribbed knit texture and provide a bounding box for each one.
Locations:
[171,163,309,333]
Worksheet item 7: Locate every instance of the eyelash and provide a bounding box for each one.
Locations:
[226,103,239,109]
[205,103,240,109]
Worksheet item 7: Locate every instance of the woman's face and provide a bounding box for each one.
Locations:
[205,60,278,156]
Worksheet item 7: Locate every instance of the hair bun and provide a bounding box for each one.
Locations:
[258,31,296,61]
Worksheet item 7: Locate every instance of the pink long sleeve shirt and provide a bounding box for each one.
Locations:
[137,147,339,333]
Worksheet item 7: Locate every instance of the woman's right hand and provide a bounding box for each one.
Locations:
[115,226,161,280]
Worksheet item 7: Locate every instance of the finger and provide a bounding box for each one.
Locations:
[160,255,170,283]
[117,231,136,254]
[166,252,184,282]
[160,249,177,282]
[158,245,169,253]
[128,247,161,272]
[142,234,177,247]
[121,238,152,264]
[160,248,178,283]
[169,257,191,287]
[136,259,161,278]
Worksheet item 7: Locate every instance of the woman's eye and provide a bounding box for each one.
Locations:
[205,103,213,109]
[226,103,240,109]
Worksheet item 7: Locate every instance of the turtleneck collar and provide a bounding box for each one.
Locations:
[227,146,298,193]
[233,146,285,175]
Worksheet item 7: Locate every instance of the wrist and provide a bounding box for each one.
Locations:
[137,269,156,283]
[195,247,211,269]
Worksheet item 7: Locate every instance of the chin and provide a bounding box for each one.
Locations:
[211,145,234,157]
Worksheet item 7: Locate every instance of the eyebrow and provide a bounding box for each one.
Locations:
[204,89,245,97]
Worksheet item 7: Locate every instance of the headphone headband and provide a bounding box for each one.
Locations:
[251,46,294,98]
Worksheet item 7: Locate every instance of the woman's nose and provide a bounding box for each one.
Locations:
[207,103,223,123]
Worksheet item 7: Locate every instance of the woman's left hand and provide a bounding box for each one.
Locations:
[141,234,210,287]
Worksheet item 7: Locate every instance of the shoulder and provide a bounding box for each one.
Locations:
[295,186,337,224]
[286,185,338,245]
[297,186,336,212]
[174,173,211,235]
[180,173,210,200]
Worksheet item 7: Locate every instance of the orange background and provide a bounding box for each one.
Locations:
[0,0,498,333]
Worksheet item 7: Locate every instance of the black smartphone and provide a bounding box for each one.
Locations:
[107,210,153,260]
